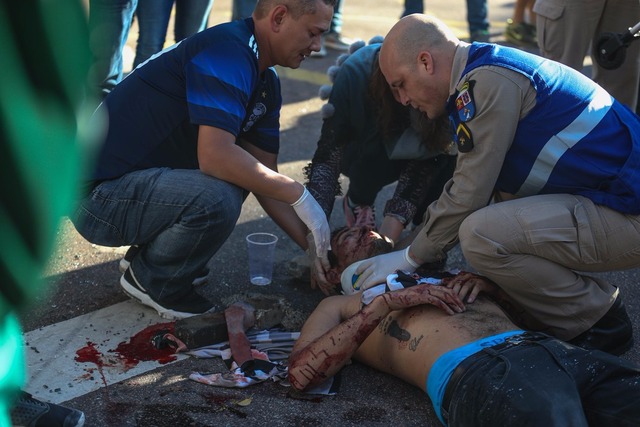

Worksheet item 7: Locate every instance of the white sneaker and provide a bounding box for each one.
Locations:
[120,267,213,320]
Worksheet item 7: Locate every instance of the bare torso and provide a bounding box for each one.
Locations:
[354,297,518,391]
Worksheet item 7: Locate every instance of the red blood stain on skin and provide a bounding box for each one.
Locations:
[75,322,177,375]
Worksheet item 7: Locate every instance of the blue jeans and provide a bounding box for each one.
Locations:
[72,168,246,302]
[134,0,213,67]
[466,0,488,33]
[88,0,138,98]
[402,0,423,17]
[445,335,640,426]
[330,0,343,35]
[400,0,487,33]
[231,0,336,25]
[231,0,256,20]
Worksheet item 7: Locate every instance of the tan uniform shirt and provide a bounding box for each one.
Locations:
[410,43,537,263]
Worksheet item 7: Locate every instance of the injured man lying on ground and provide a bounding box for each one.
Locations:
[289,226,640,426]
[186,226,394,388]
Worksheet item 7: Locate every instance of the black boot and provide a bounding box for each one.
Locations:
[569,296,634,356]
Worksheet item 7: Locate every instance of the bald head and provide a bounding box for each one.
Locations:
[377,14,459,120]
[382,14,459,68]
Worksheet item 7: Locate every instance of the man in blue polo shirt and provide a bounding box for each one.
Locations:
[72,0,336,319]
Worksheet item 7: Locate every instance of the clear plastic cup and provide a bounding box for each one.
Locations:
[245,232,278,286]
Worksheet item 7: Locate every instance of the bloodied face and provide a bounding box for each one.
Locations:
[328,226,394,279]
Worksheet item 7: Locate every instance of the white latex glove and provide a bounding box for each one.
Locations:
[355,247,420,291]
[292,187,331,268]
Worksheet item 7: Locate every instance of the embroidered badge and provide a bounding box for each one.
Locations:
[242,102,267,132]
[455,80,476,122]
[455,121,474,153]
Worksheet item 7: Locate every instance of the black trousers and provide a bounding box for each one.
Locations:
[443,333,640,427]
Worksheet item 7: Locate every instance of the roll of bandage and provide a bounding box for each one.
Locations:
[340,260,367,295]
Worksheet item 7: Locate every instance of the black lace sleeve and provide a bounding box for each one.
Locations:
[303,116,346,219]
[384,154,456,225]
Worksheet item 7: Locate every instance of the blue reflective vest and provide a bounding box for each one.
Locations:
[448,44,640,214]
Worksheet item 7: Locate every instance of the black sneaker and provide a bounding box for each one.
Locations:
[119,245,208,286]
[470,29,490,42]
[120,267,214,320]
[505,19,537,48]
[10,391,85,427]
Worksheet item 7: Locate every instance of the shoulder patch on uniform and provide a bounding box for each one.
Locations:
[455,121,474,152]
[455,80,476,122]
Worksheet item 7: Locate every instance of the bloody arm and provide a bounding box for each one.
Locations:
[288,285,464,391]
[288,294,391,391]
[224,302,256,368]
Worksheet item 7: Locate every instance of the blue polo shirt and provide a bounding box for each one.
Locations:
[92,18,281,181]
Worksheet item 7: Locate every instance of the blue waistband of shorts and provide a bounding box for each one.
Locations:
[426,330,524,426]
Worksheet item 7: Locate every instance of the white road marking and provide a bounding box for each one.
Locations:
[23,300,187,404]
